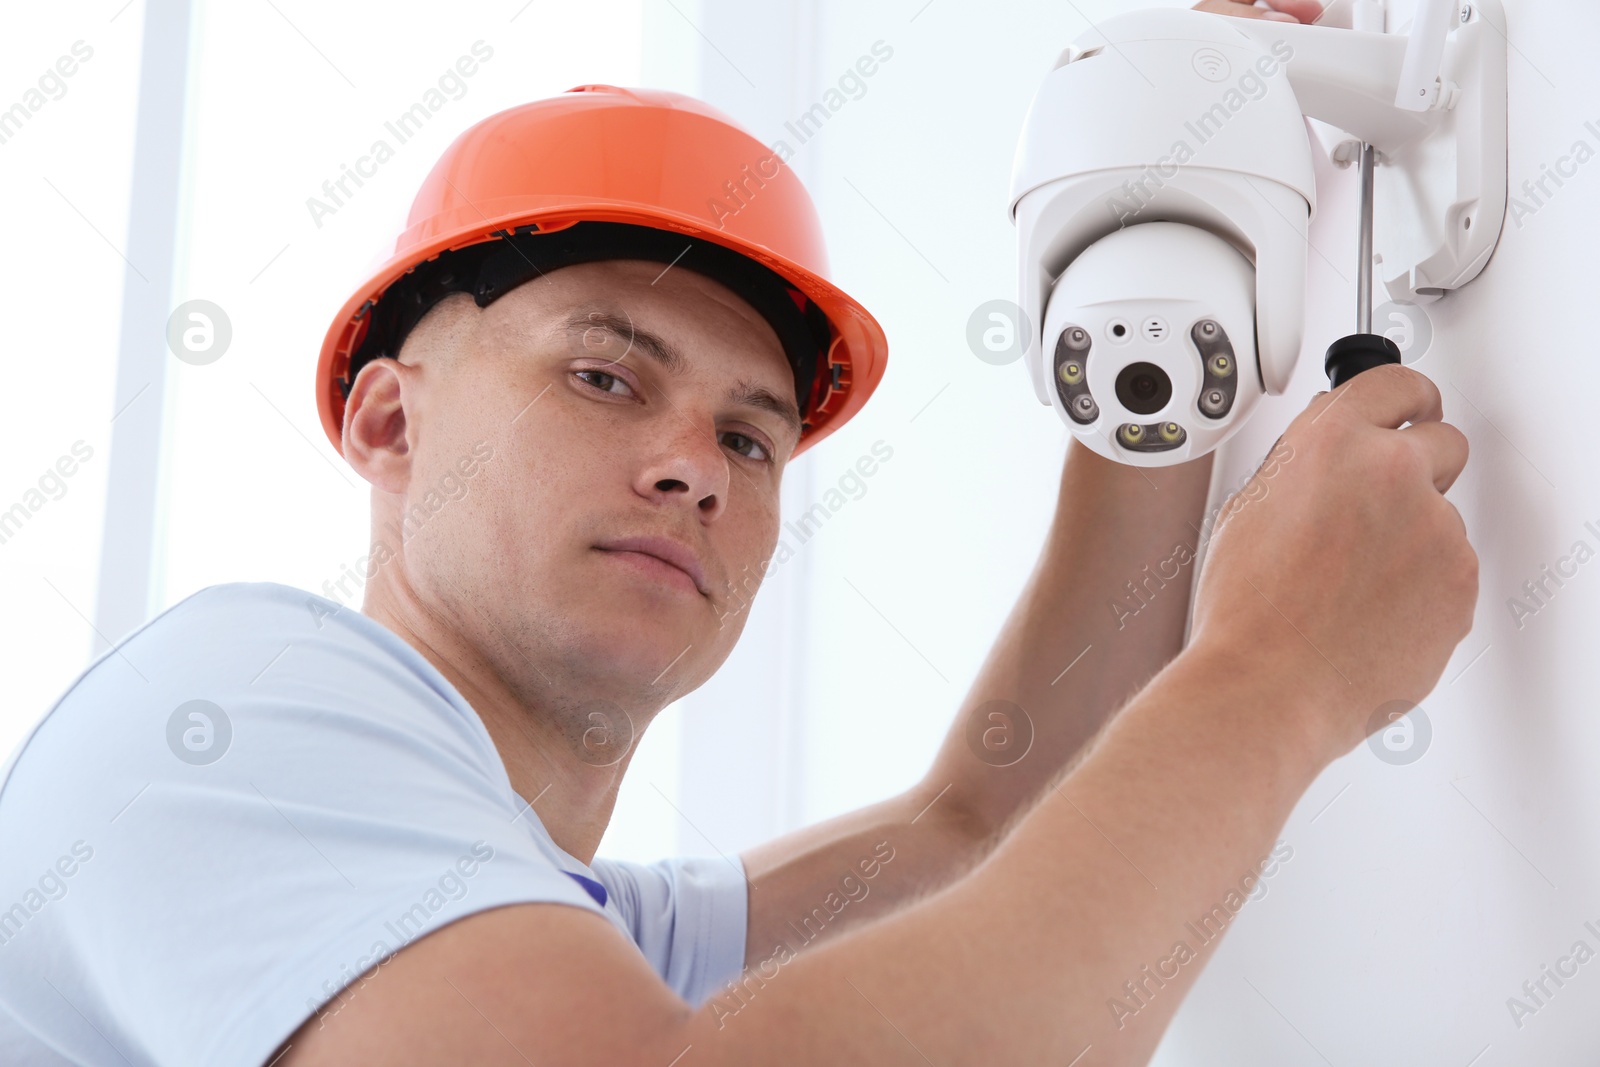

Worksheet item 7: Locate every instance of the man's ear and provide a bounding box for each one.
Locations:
[343,359,414,494]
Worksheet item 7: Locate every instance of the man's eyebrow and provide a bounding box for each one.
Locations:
[553,309,685,375]
[729,378,803,438]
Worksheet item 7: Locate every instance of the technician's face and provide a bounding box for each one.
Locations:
[386,258,801,700]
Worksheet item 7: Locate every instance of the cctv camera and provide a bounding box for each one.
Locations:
[1010,8,1315,467]
[1041,222,1259,462]
[1010,5,1507,466]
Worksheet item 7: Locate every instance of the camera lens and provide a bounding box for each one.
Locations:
[1114,361,1172,415]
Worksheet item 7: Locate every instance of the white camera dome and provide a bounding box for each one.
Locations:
[1041,222,1259,466]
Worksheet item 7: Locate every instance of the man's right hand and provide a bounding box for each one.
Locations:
[1188,363,1478,766]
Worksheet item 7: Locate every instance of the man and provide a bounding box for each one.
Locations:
[0,0,1476,1063]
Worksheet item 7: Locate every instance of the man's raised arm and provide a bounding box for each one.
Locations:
[734,439,1217,969]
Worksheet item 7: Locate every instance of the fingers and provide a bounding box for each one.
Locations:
[1261,0,1327,22]
[1398,419,1470,493]
[1308,364,1445,430]
[1191,0,1323,21]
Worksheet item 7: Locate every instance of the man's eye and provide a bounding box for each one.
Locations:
[722,431,770,463]
[575,369,633,396]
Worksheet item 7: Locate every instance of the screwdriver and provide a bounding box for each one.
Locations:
[1323,143,1402,387]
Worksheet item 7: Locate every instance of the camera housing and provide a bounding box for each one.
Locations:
[1010,4,1507,466]
[1042,222,1259,465]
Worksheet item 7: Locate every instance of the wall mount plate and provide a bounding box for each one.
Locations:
[1373,0,1508,303]
[1236,0,1509,304]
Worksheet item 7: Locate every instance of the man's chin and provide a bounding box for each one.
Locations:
[565,607,706,682]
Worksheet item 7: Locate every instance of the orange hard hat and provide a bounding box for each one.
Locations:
[316,84,889,460]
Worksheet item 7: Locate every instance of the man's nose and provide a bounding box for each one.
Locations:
[635,415,731,518]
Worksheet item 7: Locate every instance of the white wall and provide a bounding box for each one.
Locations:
[0,5,144,758]
[1165,3,1600,1061]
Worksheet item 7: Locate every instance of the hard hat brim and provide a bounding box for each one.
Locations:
[317,201,887,461]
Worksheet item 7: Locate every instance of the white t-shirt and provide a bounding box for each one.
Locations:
[0,583,749,1066]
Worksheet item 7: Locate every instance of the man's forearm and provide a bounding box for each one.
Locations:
[680,642,1330,1066]
[923,437,1215,838]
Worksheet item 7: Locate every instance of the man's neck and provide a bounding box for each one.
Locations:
[361,578,647,866]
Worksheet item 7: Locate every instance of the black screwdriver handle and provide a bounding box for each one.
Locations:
[1324,332,1402,388]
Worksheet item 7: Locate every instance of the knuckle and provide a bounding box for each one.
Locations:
[1363,361,1408,392]
[1458,550,1481,633]
[1398,434,1435,480]
[1385,360,1428,389]
[1450,531,1480,600]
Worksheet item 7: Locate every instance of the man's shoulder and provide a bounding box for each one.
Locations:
[97,579,422,689]
[54,582,413,721]
[1,581,469,798]
[127,580,381,650]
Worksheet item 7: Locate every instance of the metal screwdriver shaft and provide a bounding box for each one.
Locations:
[1357,141,1375,335]
[1324,142,1402,387]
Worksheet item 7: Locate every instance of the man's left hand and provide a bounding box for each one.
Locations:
[1192,0,1324,22]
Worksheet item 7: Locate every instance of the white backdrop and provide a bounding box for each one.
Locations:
[3,1,1596,1062]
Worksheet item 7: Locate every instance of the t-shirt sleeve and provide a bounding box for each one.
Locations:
[590,853,750,1007]
[0,585,617,1067]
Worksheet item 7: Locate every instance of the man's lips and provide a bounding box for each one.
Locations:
[594,536,709,596]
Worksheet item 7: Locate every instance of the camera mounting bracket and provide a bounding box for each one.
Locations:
[1229,0,1508,305]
